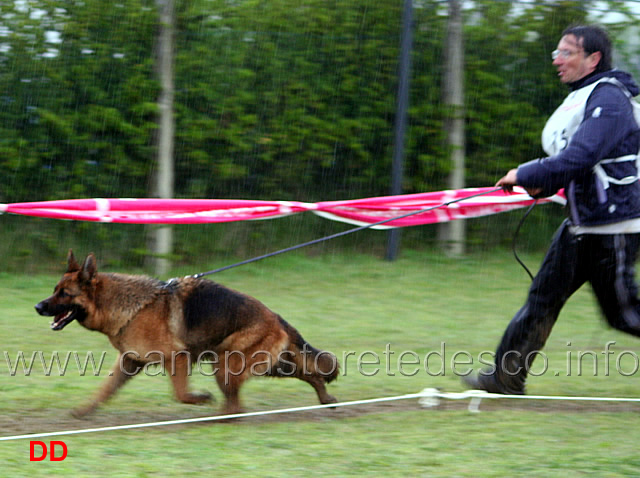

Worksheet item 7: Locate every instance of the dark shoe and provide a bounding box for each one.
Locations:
[462,372,524,395]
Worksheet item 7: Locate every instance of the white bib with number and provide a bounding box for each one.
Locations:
[541,78,640,190]
[541,81,601,156]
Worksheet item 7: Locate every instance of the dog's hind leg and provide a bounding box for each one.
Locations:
[305,376,338,405]
[72,354,140,418]
[169,351,213,405]
[281,343,338,405]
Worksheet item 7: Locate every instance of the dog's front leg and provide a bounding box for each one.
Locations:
[169,351,213,405]
[71,353,140,418]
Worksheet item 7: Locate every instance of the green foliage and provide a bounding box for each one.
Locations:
[174,0,404,200]
[0,0,158,201]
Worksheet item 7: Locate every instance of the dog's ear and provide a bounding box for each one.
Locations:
[79,253,97,283]
[66,249,80,272]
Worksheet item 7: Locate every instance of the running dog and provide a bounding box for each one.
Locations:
[35,250,338,417]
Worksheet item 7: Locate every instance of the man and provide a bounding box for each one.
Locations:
[464,25,640,394]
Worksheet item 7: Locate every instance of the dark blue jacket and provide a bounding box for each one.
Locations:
[517,70,640,226]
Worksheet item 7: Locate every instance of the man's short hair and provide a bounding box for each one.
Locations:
[562,24,612,72]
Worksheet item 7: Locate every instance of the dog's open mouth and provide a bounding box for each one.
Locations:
[51,309,77,331]
[36,300,86,331]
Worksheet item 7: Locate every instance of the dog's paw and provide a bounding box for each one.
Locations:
[70,406,94,419]
[183,391,214,405]
[322,395,338,409]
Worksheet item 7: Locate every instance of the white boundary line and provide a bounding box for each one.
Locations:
[4,388,640,442]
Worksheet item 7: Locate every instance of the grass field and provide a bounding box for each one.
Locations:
[2,249,640,477]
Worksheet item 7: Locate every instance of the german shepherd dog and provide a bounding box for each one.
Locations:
[35,250,338,417]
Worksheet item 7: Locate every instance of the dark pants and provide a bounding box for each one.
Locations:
[492,219,640,393]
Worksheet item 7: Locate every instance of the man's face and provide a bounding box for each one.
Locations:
[552,34,600,84]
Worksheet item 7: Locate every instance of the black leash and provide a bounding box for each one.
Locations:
[512,199,538,281]
[193,187,504,278]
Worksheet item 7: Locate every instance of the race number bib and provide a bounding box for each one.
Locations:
[541,81,602,156]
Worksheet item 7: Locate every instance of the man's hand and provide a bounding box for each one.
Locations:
[495,169,519,192]
[496,168,542,197]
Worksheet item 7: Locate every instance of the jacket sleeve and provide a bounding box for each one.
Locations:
[517,84,633,197]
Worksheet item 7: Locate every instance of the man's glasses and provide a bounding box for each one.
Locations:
[551,49,582,60]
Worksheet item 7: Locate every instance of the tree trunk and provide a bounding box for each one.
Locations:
[148,0,176,276]
[437,0,466,256]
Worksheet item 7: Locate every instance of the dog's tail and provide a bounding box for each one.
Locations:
[277,316,339,383]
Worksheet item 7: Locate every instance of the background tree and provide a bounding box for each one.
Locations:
[437,0,465,256]
[148,0,177,275]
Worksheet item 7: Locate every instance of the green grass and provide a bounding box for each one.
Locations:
[2,250,640,477]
